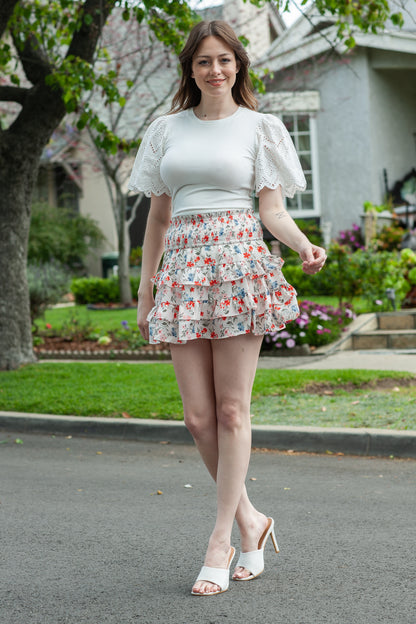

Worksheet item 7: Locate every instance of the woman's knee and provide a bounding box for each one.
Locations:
[216,398,246,432]
[183,408,215,439]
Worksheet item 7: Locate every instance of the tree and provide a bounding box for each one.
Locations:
[0,0,404,370]
[0,0,195,370]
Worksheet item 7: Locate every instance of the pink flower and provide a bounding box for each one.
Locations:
[286,338,296,348]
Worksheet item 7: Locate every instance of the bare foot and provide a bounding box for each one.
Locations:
[232,513,269,580]
[192,537,232,595]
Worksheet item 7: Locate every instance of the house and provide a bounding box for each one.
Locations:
[33,1,416,276]
[255,0,416,240]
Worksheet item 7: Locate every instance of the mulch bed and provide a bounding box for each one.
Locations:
[34,337,171,360]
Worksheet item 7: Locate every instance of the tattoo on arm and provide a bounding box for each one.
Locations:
[274,211,289,220]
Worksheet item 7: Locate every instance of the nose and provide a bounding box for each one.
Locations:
[210,61,221,75]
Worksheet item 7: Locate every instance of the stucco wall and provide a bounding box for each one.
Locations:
[368,64,416,202]
[77,152,118,277]
[267,46,416,235]
[313,50,374,232]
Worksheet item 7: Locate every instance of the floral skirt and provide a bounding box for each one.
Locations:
[147,210,299,344]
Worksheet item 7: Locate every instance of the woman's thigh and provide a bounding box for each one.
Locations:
[170,339,216,423]
[211,333,263,412]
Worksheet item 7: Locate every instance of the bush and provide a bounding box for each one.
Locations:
[28,202,105,272]
[263,300,355,351]
[28,261,71,322]
[71,276,141,304]
[337,223,365,252]
[374,224,405,252]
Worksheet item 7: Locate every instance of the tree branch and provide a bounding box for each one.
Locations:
[0,85,30,105]
[66,0,116,64]
[12,32,53,85]
[0,0,19,38]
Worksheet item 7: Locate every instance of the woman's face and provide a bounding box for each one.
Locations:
[191,36,239,100]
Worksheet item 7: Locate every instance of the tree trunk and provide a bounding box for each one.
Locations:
[117,193,133,306]
[0,137,39,369]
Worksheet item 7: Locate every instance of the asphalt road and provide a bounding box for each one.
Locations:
[1,432,415,624]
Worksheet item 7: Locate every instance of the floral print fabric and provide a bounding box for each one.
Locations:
[148,210,299,344]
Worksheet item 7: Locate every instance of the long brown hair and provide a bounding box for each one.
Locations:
[170,20,257,113]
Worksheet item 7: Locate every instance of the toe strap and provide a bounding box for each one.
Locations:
[236,549,264,578]
[195,565,230,592]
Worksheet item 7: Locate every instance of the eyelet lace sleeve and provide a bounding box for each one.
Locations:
[128,116,171,197]
[255,114,306,198]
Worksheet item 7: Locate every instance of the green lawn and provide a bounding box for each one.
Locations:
[36,305,138,333]
[0,362,414,430]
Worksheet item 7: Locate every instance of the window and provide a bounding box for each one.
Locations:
[281,113,319,217]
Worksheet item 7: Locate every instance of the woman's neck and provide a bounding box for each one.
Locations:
[194,96,238,121]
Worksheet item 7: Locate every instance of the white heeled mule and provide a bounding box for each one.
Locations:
[233,517,279,581]
[191,547,236,596]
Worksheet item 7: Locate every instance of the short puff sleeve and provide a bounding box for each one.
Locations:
[255,114,306,198]
[128,116,170,197]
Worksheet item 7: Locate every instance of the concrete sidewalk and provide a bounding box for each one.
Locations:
[1,348,416,458]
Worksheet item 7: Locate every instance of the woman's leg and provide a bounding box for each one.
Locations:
[171,334,267,593]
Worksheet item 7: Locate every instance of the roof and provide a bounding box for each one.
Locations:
[255,0,416,72]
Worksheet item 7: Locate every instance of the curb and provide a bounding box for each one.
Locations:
[1,412,415,458]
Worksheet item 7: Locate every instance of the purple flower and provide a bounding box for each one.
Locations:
[375,300,383,306]
[279,330,291,339]
[121,320,130,328]
[286,338,296,348]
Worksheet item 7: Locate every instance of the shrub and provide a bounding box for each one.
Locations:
[337,223,365,252]
[28,261,71,322]
[374,224,405,252]
[71,276,141,304]
[263,300,355,351]
[28,202,105,272]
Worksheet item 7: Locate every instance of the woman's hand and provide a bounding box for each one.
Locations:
[137,294,154,342]
[298,243,327,275]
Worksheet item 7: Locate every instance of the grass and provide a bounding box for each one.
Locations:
[0,363,415,430]
[36,305,138,334]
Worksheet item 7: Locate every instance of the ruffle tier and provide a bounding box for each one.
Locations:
[147,211,299,344]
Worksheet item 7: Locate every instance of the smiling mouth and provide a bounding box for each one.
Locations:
[208,80,225,86]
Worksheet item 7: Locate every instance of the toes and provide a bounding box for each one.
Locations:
[232,566,251,580]
[192,581,221,595]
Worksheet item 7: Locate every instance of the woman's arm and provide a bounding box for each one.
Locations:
[258,186,326,275]
[137,193,172,340]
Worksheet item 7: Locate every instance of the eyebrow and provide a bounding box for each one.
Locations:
[195,53,233,58]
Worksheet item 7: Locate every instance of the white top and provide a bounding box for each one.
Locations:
[128,107,306,217]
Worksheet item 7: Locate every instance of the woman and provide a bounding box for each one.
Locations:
[128,20,326,596]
